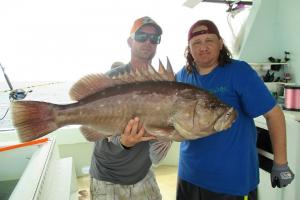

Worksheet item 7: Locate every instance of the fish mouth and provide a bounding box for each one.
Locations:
[213,107,237,132]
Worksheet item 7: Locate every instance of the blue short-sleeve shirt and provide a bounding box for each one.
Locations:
[176,60,276,195]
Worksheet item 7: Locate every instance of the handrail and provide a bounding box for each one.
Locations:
[0,138,49,152]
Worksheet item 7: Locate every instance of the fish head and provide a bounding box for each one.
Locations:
[172,90,237,139]
[194,95,237,134]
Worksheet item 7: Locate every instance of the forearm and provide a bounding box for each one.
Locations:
[264,105,287,165]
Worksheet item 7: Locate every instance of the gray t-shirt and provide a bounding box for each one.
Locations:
[89,63,152,185]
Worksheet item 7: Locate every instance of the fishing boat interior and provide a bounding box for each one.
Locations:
[1,0,300,199]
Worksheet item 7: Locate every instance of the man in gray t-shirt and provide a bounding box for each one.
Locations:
[89,16,163,200]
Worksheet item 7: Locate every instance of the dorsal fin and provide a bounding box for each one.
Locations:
[137,65,164,81]
[69,59,175,101]
[69,74,123,101]
[158,59,168,79]
[158,59,175,81]
[166,57,175,81]
[148,65,165,81]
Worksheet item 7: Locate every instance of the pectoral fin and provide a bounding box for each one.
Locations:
[149,140,173,165]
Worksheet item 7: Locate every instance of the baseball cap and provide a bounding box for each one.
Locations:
[130,16,162,35]
[188,19,220,41]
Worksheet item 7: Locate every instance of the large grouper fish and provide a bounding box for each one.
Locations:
[11,59,237,163]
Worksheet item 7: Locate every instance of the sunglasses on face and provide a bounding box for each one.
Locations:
[131,32,161,44]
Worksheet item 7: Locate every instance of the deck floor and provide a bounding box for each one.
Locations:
[77,165,178,200]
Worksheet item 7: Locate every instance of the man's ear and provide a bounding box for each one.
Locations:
[127,37,133,48]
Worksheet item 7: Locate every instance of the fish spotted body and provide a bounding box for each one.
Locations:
[11,60,237,163]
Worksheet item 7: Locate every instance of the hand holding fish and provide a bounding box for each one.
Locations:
[121,117,157,148]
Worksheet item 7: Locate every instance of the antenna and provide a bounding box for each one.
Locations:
[0,63,14,91]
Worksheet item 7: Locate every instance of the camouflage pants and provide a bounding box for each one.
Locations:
[90,170,162,200]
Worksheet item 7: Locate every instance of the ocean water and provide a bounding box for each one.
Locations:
[0,81,75,130]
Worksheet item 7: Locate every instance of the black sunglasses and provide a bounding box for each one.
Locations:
[132,32,161,44]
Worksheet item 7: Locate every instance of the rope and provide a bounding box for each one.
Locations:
[0,81,62,93]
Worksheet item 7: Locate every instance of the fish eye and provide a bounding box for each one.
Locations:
[226,112,231,117]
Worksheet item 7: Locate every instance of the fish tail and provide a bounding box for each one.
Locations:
[11,101,59,142]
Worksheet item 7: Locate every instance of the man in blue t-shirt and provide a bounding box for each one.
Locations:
[176,19,294,200]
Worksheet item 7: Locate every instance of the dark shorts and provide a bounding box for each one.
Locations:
[176,177,257,200]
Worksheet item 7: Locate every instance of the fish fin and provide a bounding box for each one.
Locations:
[166,57,175,81]
[158,59,170,80]
[113,60,174,83]
[70,59,175,101]
[148,65,165,81]
[149,140,173,165]
[157,58,175,81]
[158,59,167,75]
[69,74,123,101]
[11,101,59,142]
[80,126,108,141]
[112,71,133,83]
